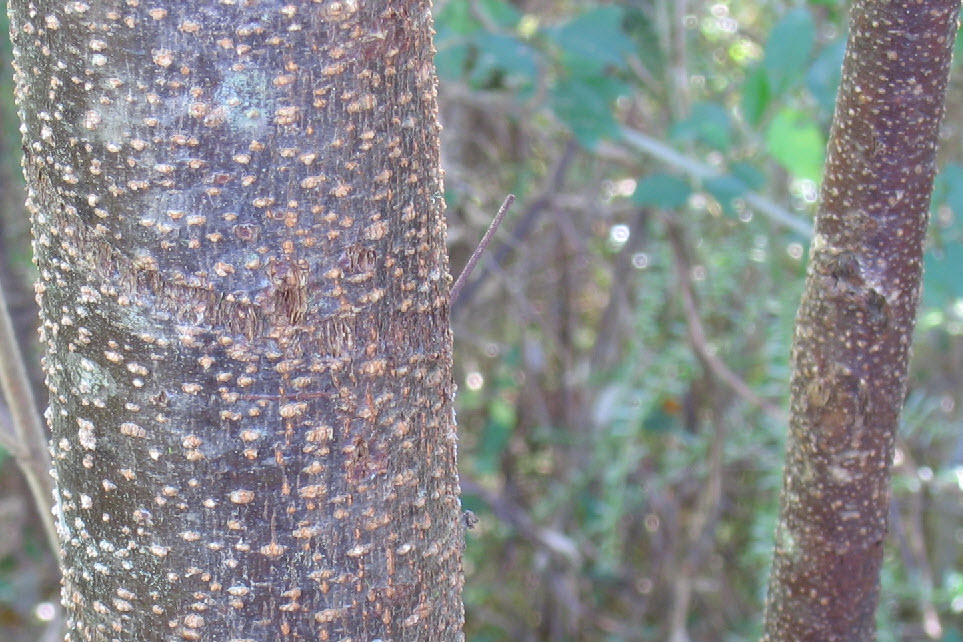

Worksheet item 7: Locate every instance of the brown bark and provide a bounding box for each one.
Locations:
[763,2,959,640]
[9,1,465,640]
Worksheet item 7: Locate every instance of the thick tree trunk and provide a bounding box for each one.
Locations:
[763,2,959,640]
[9,1,465,640]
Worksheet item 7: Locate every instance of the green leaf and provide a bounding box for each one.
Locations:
[741,66,771,127]
[806,38,846,116]
[622,7,664,75]
[932,162,963,220]
[632,174,691,209]
[476,397,517,474]
[478,0,522,28]
[765,108,825,181]
[763,8,815,95]
[458,492,487,517]
[545,6,634,73]
[705,174,748,216]
[926,164,963,309]
[434,1,482,38]
[434,42,471,82]
[806,0,846,22]
[641,401,680,433]
[550,74,625,148]
[670,101,733,150]
[730,162,767,191]
[469,33,540,91]
[924,246,963,308]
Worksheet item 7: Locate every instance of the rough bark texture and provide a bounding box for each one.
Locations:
[9,1,465,640]
[763,2,959,641]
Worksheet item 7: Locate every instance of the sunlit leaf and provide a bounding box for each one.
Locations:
[741,66,771,127]
[765,108,825,181]
[476,398,516,474]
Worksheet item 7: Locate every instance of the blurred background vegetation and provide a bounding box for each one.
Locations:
[2,0,963,640]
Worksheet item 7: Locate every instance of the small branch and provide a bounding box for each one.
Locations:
[663,216,786,421]
[891,439,943,639]
[450,194,515,304]
[670,403,726,642]
[670,0,691,116]
[459,476,582,565]
[618,127,813,238]
[0,279,58,556]
[589,208,651,372]
[452,139,578,313]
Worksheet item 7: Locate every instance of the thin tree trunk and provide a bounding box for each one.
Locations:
[9,1,465,640]
[763,2,959,640]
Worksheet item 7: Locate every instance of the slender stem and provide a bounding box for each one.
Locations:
[450,194,515,304]
[664,216,786,421]
[452,140,577,313]
[619,126,813,238]
[0,280,58,556]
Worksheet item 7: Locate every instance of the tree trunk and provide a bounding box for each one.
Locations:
[9,1,465,640]
[763,2,959,640]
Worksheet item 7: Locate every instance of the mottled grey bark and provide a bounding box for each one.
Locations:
[763,2,959,641]
[9,1,465,640]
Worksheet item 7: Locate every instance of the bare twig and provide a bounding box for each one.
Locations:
[891,439,943,639]
[452,139,578,313]
[589,208,651,371]
[459,476,582,565]
[450,194,515,304]
[663,216,786,421]
[0,278,57,556]
[670,405,726,642]
[670,0,691,117]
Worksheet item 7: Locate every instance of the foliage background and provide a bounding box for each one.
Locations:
[3,1,963,640]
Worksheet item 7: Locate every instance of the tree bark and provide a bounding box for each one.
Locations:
[763,2,959,640]
[9,1,465,640]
